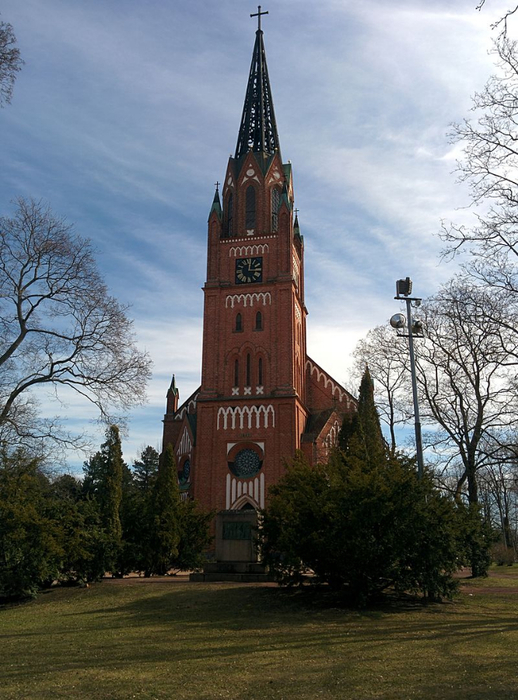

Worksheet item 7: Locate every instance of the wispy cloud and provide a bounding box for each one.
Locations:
[0,0,514,467]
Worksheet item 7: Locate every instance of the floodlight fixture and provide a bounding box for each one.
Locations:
[390,313,406,329]
[391,278,424,479]
[396,277,413,297]
[411,319,423,335]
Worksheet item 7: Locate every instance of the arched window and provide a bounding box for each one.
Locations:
[271,187,280,232]
[255,311,262,330]
[234,359,239,387]
[258,357,263,386]
[226,194,233,237]
[246,353,251,386]
[236,313,242,332]
[245,186,256,229]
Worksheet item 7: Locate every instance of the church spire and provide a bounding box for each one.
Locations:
[234,6,281,161]
[209,181,222,219]
[166,374,179,414]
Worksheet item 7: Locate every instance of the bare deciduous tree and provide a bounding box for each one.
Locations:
[0,198,152,451]
[0,15,23,107]
[351,325,410,455]
[476,1,518,36]
[444,38,518,295]
[415,280,518,504]
[479,451,518,554]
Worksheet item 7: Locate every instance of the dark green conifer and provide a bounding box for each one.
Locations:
[98,425,123,543]
[132,446,159,492]
[147,444,181,575]
[340,365,386,466]
[81,425,124,573]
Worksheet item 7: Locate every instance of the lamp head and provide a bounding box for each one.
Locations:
[390,313,406,329]
[396,277,412,297]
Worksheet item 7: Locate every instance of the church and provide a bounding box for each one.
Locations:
[163,9,356,519]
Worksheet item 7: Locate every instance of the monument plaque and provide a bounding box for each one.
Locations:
[215,510,258,562]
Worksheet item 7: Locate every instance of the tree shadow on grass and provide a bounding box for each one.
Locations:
[3,583,518,700]
[65,581,518,641]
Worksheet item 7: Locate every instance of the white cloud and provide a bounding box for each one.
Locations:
[1,0,516,468]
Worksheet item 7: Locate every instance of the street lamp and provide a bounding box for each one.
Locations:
[390,277,424,479]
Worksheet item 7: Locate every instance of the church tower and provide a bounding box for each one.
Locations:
[163,10,355,518]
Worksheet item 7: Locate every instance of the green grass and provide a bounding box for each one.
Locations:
[2,567,518,699]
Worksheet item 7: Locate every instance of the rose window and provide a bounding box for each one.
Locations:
[230,449,262,478]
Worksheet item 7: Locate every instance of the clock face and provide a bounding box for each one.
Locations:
[235,257,263,284]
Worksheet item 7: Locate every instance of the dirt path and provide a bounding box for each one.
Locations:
[103,568,518,595]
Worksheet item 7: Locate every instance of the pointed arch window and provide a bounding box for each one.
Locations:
[245,186,256,229]
[271,187,280,232]
[246,353,251,386]
[258,357,263,386]
[255,311,262,331]
[235,313,243,332]
[226,194,234,237]
[234,359,239,387]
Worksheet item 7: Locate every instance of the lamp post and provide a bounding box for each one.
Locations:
[390,277,424,479]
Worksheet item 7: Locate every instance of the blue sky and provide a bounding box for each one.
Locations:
[0,0,514,471]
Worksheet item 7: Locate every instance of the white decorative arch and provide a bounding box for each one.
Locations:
[176,427,192,458]
[233,495,257,510]
[324,420,341,448]
[306,360,349,404]
[226,472,265,509]
[229,244,269,257]
[225,292,272,308]
[174,392,199,420]
[217,404,275,430]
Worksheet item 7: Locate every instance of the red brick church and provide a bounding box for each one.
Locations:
[163,10,355,517]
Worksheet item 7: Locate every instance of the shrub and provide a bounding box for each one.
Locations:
[492,542,516,566]
[260,450,460,605]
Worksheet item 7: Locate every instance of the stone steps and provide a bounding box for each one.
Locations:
[190,561,275,583]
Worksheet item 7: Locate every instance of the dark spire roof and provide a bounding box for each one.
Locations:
[209,182,222,219]
[168,374,179,396]
[234,23,281,160]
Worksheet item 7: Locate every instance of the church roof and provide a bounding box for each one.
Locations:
[234,22,281,161]
[302,408,336,441]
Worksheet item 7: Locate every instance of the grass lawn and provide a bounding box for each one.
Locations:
[1,567,518,700]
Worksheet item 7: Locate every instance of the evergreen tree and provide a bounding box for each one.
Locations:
[116,446,160,574]
[261,377,464,604]
[171,499,214,572]
[81,451,105,498]
[146,444,181,575]
[81,425,124,574]
[340,365,386,466]
[48,480,107,585]
[0,448,62,599]
[98,426,123,542]
[132,446,159,492]
[260,449,461,604]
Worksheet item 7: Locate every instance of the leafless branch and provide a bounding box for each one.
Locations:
[0,198,152,453]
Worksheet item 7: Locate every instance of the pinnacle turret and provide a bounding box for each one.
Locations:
[166,374,179,414]
[209,183,222,219]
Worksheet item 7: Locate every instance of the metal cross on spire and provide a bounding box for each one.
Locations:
[251,5,268,31]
